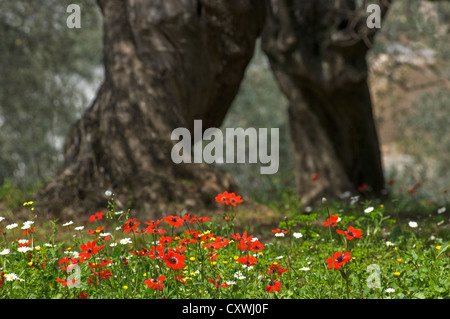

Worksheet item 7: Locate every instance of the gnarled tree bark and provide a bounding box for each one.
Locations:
[35,0,265,219]
[262,0,390,203]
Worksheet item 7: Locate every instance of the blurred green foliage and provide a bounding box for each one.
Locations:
[0,0,103,187]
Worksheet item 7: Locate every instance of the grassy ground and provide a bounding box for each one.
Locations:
[0,187,448,299]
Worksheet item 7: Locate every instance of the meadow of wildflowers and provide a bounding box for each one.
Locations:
[0,192,448,301]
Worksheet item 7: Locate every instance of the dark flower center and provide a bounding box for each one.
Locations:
[170,257,178,264]
[336,256,344,263]
[347,231,354,237]
[86,248,93,254]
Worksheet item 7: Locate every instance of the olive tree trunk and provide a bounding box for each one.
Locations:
[36,0,265,218]
[262,0,391,203]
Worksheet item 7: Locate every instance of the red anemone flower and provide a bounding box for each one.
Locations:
[88,226,104,235]
[236,239,253,251]
[163,250,186,270]
[326,251,352,270]
[78,292,89,299]
[88,259,112,269]
[250,240,264,252]
[79,240,104,259]
[215,191,231,205]
[89,212,105,223]
[203,242,222,250]
[231,231,253,242]
[272,228,289,235]
[158,236,173,246]
[122,218,141,233]
[214,236,230,248]
[267,263,290,276]
[55,278,78,287]
[208,275,230,288]
[336,226,363,240]
[90,269,113,280]
[144,276,166,291]
[174,274,188,283]
[228,192,243,206]
[197,216,210,223]
[237,255,258,267]
[207,252,218,261]
[323,215,339,227]
[265,279,282,293]
[148,245,165,260]
[163,216,184,228]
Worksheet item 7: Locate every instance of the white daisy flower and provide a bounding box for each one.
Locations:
[74,226,84,231]
[120,238,132,245]
[408,221,418,228]
[5,273,19,281]
[299,267,310,271]
[0,248,10,255]
[386,241,395,247]
[385,288,395,293]
[293,232,303,239]
[364,207,374,213]
[6,223,18,230]
[105,190,112,197]
[437,207,446,214]
[274,233,285,237]
[234,271,246,280]
[62,221,74,227]
[17,246,32,253]
[0,217,5,222]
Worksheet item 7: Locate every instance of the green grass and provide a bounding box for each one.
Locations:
[0,191,448,299]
